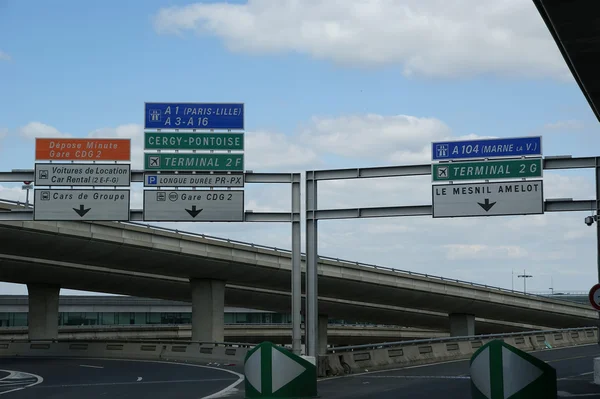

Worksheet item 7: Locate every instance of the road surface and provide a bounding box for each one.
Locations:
[0,357,243,398]
[318,344,600,398]
[1,344,598,398]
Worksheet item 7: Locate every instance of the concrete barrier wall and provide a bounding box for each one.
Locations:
[321,328,599,377]
[1,328,596,377]
[0,341,250,365]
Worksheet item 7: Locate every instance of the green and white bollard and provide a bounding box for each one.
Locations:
[244,342,318,398]
[470,340,557,399]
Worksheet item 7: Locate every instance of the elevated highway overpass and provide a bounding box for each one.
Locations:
[0,324,450,345]
[0,200,595,353]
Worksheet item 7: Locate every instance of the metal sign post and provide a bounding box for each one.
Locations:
[141,101,301,355]
[245,172,303,356]
[304,155,599,359]
[0,169,304,357]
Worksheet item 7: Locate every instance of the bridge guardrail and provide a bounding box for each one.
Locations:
[327,326,597,353]
[0,198,586,305]
[322,326,599,377]
[1,337,257,347]
[0,339,254,365]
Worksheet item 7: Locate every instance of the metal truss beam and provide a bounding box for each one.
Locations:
[305,200,594,221]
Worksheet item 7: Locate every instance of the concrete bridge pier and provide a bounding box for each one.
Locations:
[27,283,60,340]
[190,279,225,343]
[319,314,328,355]
[449,313,475,337]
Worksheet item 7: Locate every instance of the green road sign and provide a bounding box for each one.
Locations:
[244,341,317,398]
[470,340,556,399]
[432,158,542,182]
[144,153,244,172]
[144,132,244,151]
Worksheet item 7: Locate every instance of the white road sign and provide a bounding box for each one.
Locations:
[35,163,130,187]
[34,189,130,221]
[144,173,244,188]
[432,180,543,218]
[143,190,244,222]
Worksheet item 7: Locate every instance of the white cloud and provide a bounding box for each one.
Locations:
[245,131,319,171]
[443,244,529,260]
[300,114,458,163]
[544,120,585,131]
[543,172,595,200]
[88,124,144,169]
[153,0,569,80]
[0,185,30,204]
[0,50,10,61]
[299,115,496,165]
[19,122,71,139]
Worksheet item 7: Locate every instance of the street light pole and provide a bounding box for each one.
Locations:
[518,269,533,294]
[512,269,514,291]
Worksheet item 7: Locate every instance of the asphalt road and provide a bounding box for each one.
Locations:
[0,357,244,398]
[317,344,600,398]
[2,344,599,398]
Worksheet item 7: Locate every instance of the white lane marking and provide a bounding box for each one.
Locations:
[320,343,600,381]
[0,369,43,396]
[558,371,595,381]
[0,372,16,382]
[34,378,238,388]
[0,382,41,388]
[558,392,600,397]
[34,356,245,399]
[79,364,104,369]
[137,377,142,382]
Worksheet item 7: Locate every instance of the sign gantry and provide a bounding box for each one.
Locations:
[33,138,132,221]
[431,136,544,218]
[143,102,246,221]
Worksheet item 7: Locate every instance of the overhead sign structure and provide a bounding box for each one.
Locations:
[33,189,130,221]
[432,136,542,161]
[470,340,556,399]
[244,341,317,398]
[35,163,131,187]
[589,283,600,311]
[144,102,244,130]
[144,173,244,188]
[144,132,244,151]
[35,138,131,161]
[143,190,244,222]
[432,158,542,182]
[432,180,543,218]
[144,153,244,172]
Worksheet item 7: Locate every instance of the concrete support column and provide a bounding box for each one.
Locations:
[318,314,328,355]
[27,283,60,340]
[190,279,225,342]
[449,313,475,337]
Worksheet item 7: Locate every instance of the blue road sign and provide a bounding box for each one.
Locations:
[146,175,158,185]
[144,102,244,130]
[432,136,542,161]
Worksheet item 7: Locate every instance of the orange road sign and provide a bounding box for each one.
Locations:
[35,138,131,161]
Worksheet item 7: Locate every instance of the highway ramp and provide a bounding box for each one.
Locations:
[0,215,595,333]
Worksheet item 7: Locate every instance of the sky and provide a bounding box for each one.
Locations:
[0,0,599,296]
